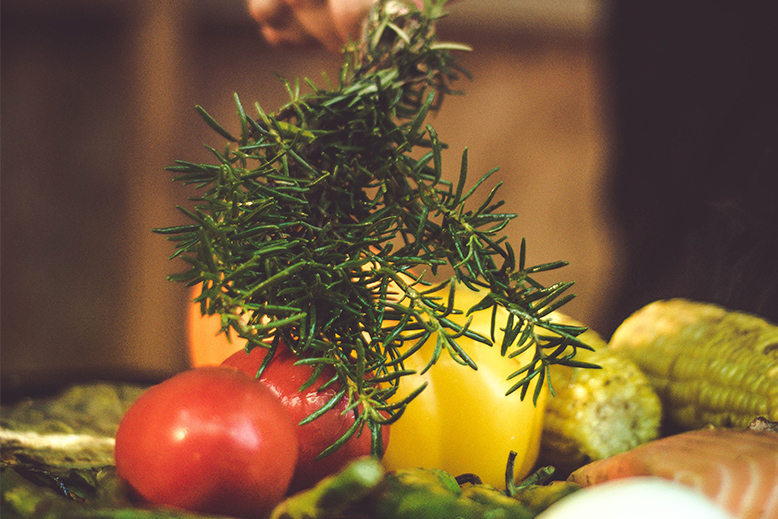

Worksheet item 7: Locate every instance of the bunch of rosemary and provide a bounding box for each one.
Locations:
[155,0,592,457]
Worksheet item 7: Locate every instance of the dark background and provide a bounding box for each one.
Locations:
[602,2,778,333]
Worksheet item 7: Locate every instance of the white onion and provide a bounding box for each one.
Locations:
[537,477,734,519]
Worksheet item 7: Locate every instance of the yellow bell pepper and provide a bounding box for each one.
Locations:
[382,283,548,488]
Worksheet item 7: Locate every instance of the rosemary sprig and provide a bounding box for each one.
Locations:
[155,0,591,457]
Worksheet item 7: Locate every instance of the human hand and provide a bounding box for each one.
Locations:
[247,0,424,50]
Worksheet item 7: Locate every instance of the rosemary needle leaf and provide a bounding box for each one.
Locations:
[298,388,348,426]
[195,105,238,142]
[316,415,364,460]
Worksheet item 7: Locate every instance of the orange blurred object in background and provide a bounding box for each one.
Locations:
[187,288,245,367]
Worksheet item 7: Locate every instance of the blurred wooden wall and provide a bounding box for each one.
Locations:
[1,0,614,397]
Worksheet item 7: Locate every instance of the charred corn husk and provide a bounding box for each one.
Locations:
[508,480,581,515]
[371,467,534,519]
[609,298,778,430]
[538,314,662,474]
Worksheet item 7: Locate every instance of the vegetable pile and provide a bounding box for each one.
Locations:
[6,376,775,519]
[4,0,778,518]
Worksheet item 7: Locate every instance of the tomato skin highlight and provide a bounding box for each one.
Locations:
[114,367,299,519]
[221,344,389,491]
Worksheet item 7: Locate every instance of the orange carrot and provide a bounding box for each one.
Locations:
[569,426,778,519]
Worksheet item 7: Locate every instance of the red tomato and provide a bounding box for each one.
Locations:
[221,344,389,491]
[114,367,298,519]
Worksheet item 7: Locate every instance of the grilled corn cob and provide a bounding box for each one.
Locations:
[538,314,662,474]
[609,298,778,430]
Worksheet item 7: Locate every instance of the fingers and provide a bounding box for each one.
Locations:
[329,0,429,44]
[248,0,307,45]
[247,0,427,50]
[328,0,377,44]
[284,0,345,50]
[247,0,342,49]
